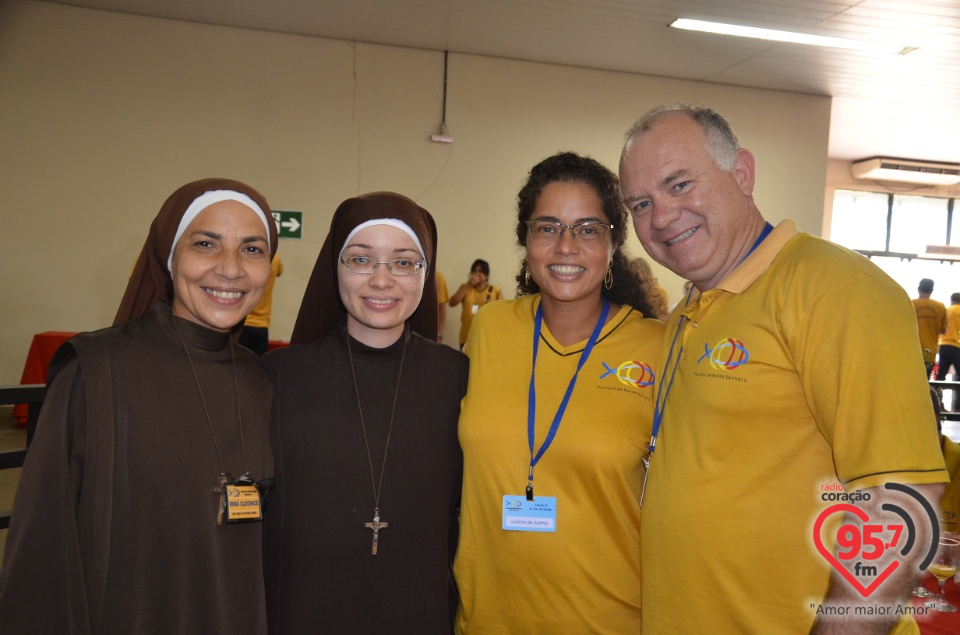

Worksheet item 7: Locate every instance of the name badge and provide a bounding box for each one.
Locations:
[471,304,480,314]
[224,484,262,523]
[502,495,557,532]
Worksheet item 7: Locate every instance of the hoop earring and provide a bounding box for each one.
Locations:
[604,267,614,290]
[524,267,531,287]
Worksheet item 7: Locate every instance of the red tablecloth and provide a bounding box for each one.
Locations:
[913,571,960,635]
[13,331,288,426]
[12,331,74,425]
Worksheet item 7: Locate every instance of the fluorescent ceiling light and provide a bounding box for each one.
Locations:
[670,18,914,55]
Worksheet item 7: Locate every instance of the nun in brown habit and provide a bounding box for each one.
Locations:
[0,178,278,634]
[262,192,468,634]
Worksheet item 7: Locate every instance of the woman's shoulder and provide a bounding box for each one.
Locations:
[611,305,667,346]
[475,295,531,323]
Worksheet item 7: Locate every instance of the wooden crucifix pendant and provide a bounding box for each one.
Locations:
[363,508,388,555]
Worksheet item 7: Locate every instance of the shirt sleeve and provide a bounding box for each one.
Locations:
[789,268,948,491]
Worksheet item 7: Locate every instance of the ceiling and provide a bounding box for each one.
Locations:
[48,0,960,164]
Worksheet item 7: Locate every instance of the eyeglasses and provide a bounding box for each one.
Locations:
[340,256,424,276]
[525,219,614,244]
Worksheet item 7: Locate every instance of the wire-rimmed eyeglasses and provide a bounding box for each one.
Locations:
[340,256,424,276]
[525,219,614,244]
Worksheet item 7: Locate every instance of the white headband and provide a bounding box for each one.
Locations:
[167,190,272,272]
[338,219,428,268]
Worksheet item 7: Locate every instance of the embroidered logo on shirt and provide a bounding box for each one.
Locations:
[600,360,655,388]
[697,338,750,371]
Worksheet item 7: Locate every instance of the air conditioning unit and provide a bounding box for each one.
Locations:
[851,157,960,186]
[920,245,960,261]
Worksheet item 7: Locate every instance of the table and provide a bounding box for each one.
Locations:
[912,572,960,635]
[13,331,289,426]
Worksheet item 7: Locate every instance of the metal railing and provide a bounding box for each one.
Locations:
[0,385,45,530]
[930,380,960,421]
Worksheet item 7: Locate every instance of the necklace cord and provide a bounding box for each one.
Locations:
[346,326,408,510]
[173,318,248,479]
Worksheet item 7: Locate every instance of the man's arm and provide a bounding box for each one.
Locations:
[810,482,944,635]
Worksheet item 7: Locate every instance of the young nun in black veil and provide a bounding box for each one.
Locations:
[262,192,468,633]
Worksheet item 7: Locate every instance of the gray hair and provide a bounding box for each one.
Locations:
[623,102,740,171]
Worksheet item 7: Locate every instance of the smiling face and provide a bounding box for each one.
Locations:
[619,113,760,291]
[526,181,614,309]
[170,200,271,332]
[338,224,426,348]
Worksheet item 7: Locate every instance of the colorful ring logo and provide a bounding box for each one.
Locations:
[617,361,655,387]
[699,338,749,370]
[600,361,655,388]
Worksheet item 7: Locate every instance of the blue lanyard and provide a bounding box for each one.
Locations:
[640,221,773,506]
[744,222,774,264]
[526,296,610,500]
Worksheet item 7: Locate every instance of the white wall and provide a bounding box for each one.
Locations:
[0,0,831,383]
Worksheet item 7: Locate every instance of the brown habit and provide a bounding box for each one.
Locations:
[0,177,278,634]
[0,302,274,634]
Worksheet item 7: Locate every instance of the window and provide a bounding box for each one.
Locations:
[889,194,949,254]
[829,189,958,303]
[830,190,889,252]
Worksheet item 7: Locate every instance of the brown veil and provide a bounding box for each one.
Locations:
[290,192,439,344]
[113,178,277,325]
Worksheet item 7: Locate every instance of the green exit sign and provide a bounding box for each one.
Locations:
[272,211,302,239]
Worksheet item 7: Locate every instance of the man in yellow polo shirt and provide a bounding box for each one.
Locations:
[619,103,947,634]
[912,278,947,377]
[937,293,960,410]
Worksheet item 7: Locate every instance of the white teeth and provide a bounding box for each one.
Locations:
[549,265,585,275]
[206,289,243,299]
[367,298,395,305]
[666,227,696,246]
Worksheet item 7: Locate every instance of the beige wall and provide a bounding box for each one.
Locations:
[0,0,831,384]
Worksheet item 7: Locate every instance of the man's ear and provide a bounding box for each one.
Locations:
[732,148,756,197]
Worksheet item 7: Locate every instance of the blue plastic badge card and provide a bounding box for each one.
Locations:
[502,495,557,532]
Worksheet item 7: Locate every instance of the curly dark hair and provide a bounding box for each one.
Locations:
[514,151,659,318]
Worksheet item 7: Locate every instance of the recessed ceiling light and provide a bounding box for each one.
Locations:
[670,18,915,55]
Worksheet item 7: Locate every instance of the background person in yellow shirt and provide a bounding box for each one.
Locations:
[913,278,947,377]
[449,258,503,348]
[620,102,946,635]
[239,253,283,356]
[938,293,960,410]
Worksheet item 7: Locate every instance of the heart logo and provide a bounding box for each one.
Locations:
[812,503,900,598]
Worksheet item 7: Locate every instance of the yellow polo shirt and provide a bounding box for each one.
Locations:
[941,304,960,348]
[455,295,663,633]
[913,298,947,363]
[941,437,960,533]
[642,221,947,634]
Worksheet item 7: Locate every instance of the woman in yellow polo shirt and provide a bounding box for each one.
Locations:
[453,152,665,633]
